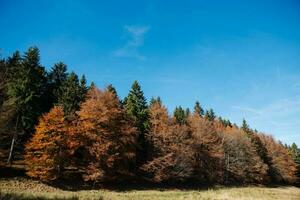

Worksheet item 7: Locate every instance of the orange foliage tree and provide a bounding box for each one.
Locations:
[220,127,268,184]
[142,101,194,182]
[24,106,69,180]
[23,84,298,185]
[259,134,297,184]
[76,86,138,182]
[188,114,224,183]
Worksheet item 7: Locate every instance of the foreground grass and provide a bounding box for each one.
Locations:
[0,178,300,200]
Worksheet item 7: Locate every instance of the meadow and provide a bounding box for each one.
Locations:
[1,178,300,200]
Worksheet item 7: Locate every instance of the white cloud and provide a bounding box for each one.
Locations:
[114,25,150,60]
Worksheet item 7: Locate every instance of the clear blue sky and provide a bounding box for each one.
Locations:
[1,0,300,145]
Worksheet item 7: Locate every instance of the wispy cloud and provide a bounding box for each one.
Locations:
[231,106,263,116]
[233,97,300,120]
[114,25,150,60]
[232,96,300,144]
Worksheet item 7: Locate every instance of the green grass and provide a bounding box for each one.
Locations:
[0,178,300,200]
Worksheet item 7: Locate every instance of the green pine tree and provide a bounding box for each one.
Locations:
[289,143,298,158]
[204,108,216,121]
[90,81,96,89]
[5,47,47,164]
[241,119,272,180]
[241,118,251,133]
[48,62,68,103]
[79,74,88,101]
[106,84,123,106]
[173,106,187,124]
[150,96,162,106]
[107,84,118,98]
[124,80,150,165]
[0,58,6,108]
[193,101,204,116]
[58,72,86,115]
[185,108,190,117]
[289,143,300,182]
[7,47,47,132]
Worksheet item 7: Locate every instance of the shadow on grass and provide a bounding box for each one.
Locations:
[0,192,81,200]
[47,178,289,192]
[1,166,299,192]
[0,166,26,178]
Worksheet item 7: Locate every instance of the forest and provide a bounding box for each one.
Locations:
[0,47,300,186]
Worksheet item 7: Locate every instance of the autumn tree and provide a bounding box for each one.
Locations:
[259,134,297,184]
[24,106,68,181]
[77,87,138,182]
[220,127,268,184]
[143,100,194,182]
[241,119,272,181]
[188,114,224,183]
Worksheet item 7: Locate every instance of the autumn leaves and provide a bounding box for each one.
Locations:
[1,47,298,185]
[25,87,137,182]
[25,85,297,185]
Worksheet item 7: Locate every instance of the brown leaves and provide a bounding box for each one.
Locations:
[220,127,268,183]
[25,106,68,181]
[142,102,195,182]
[76,87,138,182]
[24,88,297,185]
[25,87,138,182]
[259,134,297,184]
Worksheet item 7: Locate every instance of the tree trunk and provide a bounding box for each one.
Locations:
[7,115,19,165]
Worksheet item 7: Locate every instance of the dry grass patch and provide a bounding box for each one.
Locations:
[0,178,300,200]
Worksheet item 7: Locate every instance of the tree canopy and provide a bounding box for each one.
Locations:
[0,47,298,186]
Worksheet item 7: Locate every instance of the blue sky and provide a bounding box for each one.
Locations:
[1,0,300,145]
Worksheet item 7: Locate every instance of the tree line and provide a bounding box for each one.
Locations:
[0,47,299,185]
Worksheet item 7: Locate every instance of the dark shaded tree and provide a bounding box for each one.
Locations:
[0,58,6,108]
[47,62,68,106]
[58,72,87,116]
[5,47,47,164]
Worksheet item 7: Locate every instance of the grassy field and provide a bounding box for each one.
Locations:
[0,178,300,200]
